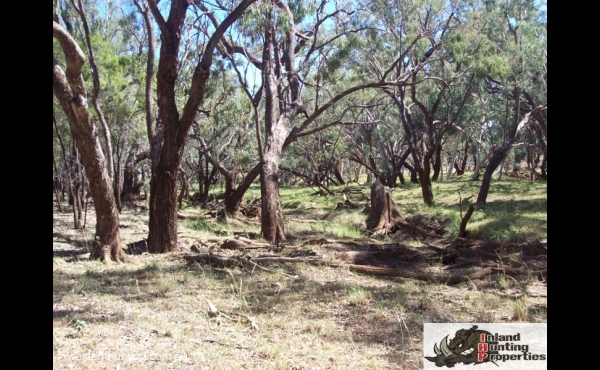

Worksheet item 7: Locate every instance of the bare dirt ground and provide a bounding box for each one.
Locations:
[53,201,547,370]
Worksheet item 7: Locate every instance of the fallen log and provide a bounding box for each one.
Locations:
[182,253,544,284]
[341,194,361,209]
[220,238,271,250]
[298,238,331,247]
[395,220,446,239]
[454,238,547,256]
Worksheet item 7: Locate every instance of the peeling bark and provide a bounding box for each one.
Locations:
[53,21,128,263]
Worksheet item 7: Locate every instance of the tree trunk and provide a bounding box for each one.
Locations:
[471,146,483,181]
[144,0,256,253]
[260,154,286,243]
[454,137,470,176]
[259,7,302,244]
[336,159,345,184]
[446,131,462,181]
[378,139,396,187]
[70,183,82,229]
[72,0,114,183]
[260,30,287,242]
[368,179,403,235]
[113,146,123,212]
[148,158,179,253]
[354,164,362,182]
[403,162,419,183]
[53,160,64,212]
[69,147,84,229]
[476,100,546,205]
[476,143,510,204]
[417,164,434,206]
[201,164,217,203]
[224,164,261,216]
[178,167,188,210]
[53,21,128,262]
[398,170,405,185]
[331,162,345,186]
[539,155,547,179]
[387,88,434,205]
[121,141,141,204]
[431,144,442,182]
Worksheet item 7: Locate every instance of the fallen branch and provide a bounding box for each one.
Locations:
[454,238,547,256]
[195,339,254,349]
[336,194,361,209]
[395,220,446,239]
[182,253,544,284]
[298,237,331,247]
[220,238,265,250]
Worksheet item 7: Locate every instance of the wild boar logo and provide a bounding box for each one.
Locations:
[425,325,499,367]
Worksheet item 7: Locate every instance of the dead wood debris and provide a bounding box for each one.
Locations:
[182,234,547,284]
[179,204,546,284]
[335,194,362,210]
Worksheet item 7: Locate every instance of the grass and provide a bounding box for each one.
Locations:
[53,172,546,369]
[180,172,546,244]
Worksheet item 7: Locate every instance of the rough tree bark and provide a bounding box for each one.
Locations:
[260,14,292,243]
[368,179,404,235]
[143,0,257,253]
[72,0,114,182]
[120,141,149,204]
[177,167,188,210]
[53,20,128,262]
[431,143,443,182]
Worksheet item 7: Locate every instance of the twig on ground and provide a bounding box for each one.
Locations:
[195,339,255,349]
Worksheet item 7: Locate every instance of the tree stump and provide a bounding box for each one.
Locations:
[367,179,404,235]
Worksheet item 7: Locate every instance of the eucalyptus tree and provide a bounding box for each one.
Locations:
[247,0,435,242]
[67,0,116,188]
[197,0,393,242]
[58,0,150,212]
[187,67,262,217]
[138,0,258,253]
[191,0,464,241]
[53,105,87,228]
[469,0,547,205]
[445,129,471,178]
[281,123,347,194]
[344,99,412,187]
[359,0,475,206]
[121,141,150,204]
[53,18,129,262]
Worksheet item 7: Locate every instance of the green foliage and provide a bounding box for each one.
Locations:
[74,320,87,336]
[323,45,352,81]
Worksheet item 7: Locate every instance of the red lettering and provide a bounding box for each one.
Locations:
[478,343,488,352]
[480,333,486,342]
[478,353,488,362]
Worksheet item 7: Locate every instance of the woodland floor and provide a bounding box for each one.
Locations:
[53,184,547,370]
